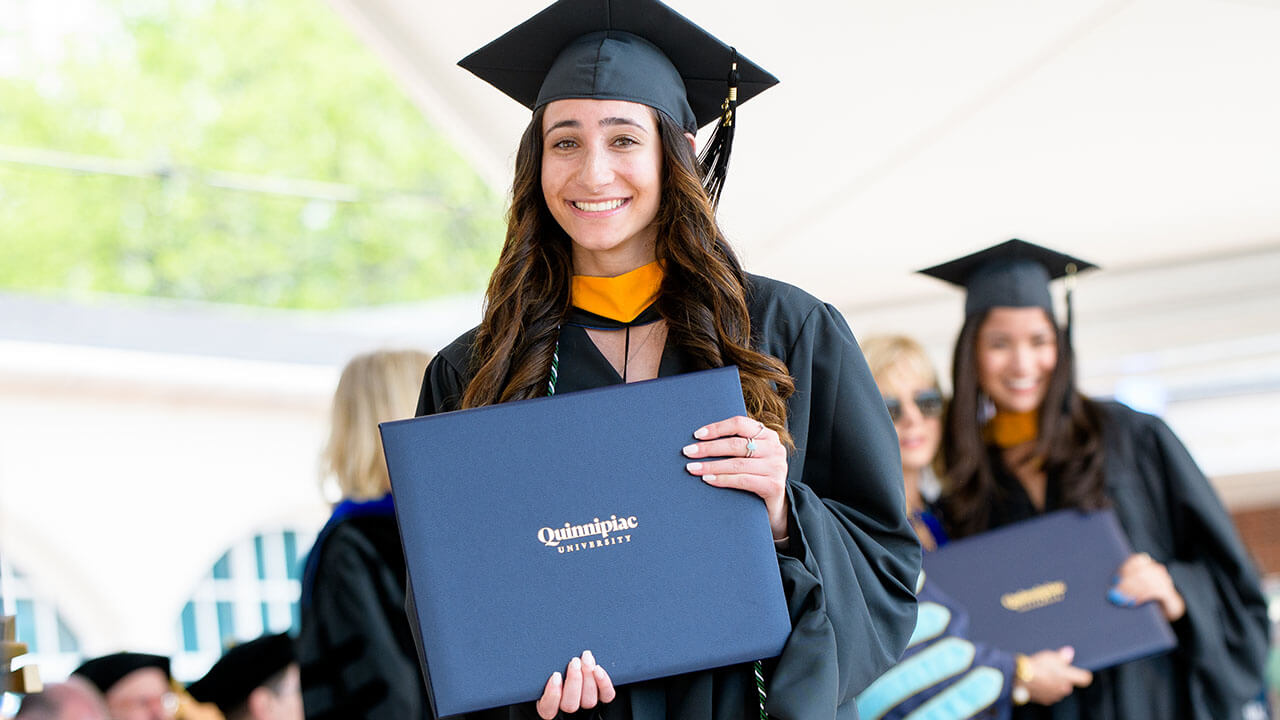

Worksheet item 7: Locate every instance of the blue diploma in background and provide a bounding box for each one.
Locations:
[922,509,1176,671]
[381,366,791,717]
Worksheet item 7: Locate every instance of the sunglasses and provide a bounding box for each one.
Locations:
[883,388,944,423]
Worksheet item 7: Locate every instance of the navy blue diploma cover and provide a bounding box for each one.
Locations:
[380,366,791,717]
[921,509,1175,671]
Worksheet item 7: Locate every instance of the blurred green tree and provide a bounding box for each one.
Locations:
[0,0,505,309]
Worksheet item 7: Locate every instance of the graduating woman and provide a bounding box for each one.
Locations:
[414,0,921,717]
[921,239,1270,720]
[856,335,1092,720]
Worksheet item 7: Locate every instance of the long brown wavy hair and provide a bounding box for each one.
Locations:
[942,309,1106,538]
[459,105,795,445]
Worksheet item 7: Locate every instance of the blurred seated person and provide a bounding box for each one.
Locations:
[856,335,1091,720]
[14,676,109,720]
[187,633,302,720]
[73,652,177,720]
[296,350,432,720]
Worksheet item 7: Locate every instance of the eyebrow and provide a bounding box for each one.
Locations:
[544,116,649,137]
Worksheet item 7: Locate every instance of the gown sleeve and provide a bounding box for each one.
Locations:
[1136,413,1270,718]
[761,300,922,716]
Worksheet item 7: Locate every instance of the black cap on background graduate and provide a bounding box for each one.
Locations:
[73,652,170,695]
[186,633,295,715]
[919,238,1098,343]
[459,0,777,204]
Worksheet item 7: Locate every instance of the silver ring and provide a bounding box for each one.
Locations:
[745,439,757,458]
[750,421,766,440]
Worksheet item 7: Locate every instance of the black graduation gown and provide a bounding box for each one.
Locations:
[297,513,432,720]
[983,401,1270,720]
[412,274,921,720]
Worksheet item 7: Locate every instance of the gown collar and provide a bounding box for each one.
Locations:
[570,261,663,325]
[984,409,1039,448]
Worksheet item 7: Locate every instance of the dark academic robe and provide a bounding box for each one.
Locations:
[984,401,1270,720]
[412,274,921,719]
[298,502,431,720]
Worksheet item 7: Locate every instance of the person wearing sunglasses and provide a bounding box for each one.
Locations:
[864,336,948,551]
[856,335,1092,720]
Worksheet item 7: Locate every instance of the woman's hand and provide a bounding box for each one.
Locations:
[1018,646,1093,705]
[1109,552,1186,621]
[535,651,615,719]
[683,416,789,542]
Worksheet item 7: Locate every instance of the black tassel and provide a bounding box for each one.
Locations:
[698,49,739,208]
[1064,262,1078,349]
[1062,262,1079,414]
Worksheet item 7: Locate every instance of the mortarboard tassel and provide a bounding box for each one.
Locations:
[698,50,739,207]
[1064,262,1078,348]
[1062,262,1079,414]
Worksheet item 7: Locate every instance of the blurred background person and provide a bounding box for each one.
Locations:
[187,633,301,720]
[295,350,432,720]
[72,652,177,720]
[13,677,108,720]
[922,240,1270,720]
[862,335,949,551]
[856,335,1091,719]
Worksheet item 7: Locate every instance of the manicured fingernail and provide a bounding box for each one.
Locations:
[702,474,717,483]
[1107,588,1132,606]
[552,672,562,686]
[683,444,698,456]
[594,665,608,679]
[694,427,709,439]
[570,657,581,670]
[582,650,595,668]
[686,462,703,472]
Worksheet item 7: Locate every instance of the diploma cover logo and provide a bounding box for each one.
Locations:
[1000,581,1067,612]
[537,514,638,554]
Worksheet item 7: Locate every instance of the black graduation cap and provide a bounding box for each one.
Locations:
[73,652,170,695]
[186,633,296,715]
[919,238,1098,321]
[459,0,778,203]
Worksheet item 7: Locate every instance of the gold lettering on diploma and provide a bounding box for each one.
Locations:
[1000,581,1067,612]
[537,515,638,555]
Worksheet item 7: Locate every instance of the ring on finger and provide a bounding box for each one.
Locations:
[745,437,757,458]
[750,421,766,440]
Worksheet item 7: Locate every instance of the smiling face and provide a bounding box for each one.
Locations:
[976,306,1059,414]
[540,98,664,276]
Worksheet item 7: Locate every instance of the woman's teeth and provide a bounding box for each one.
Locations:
[573,199,625,212]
